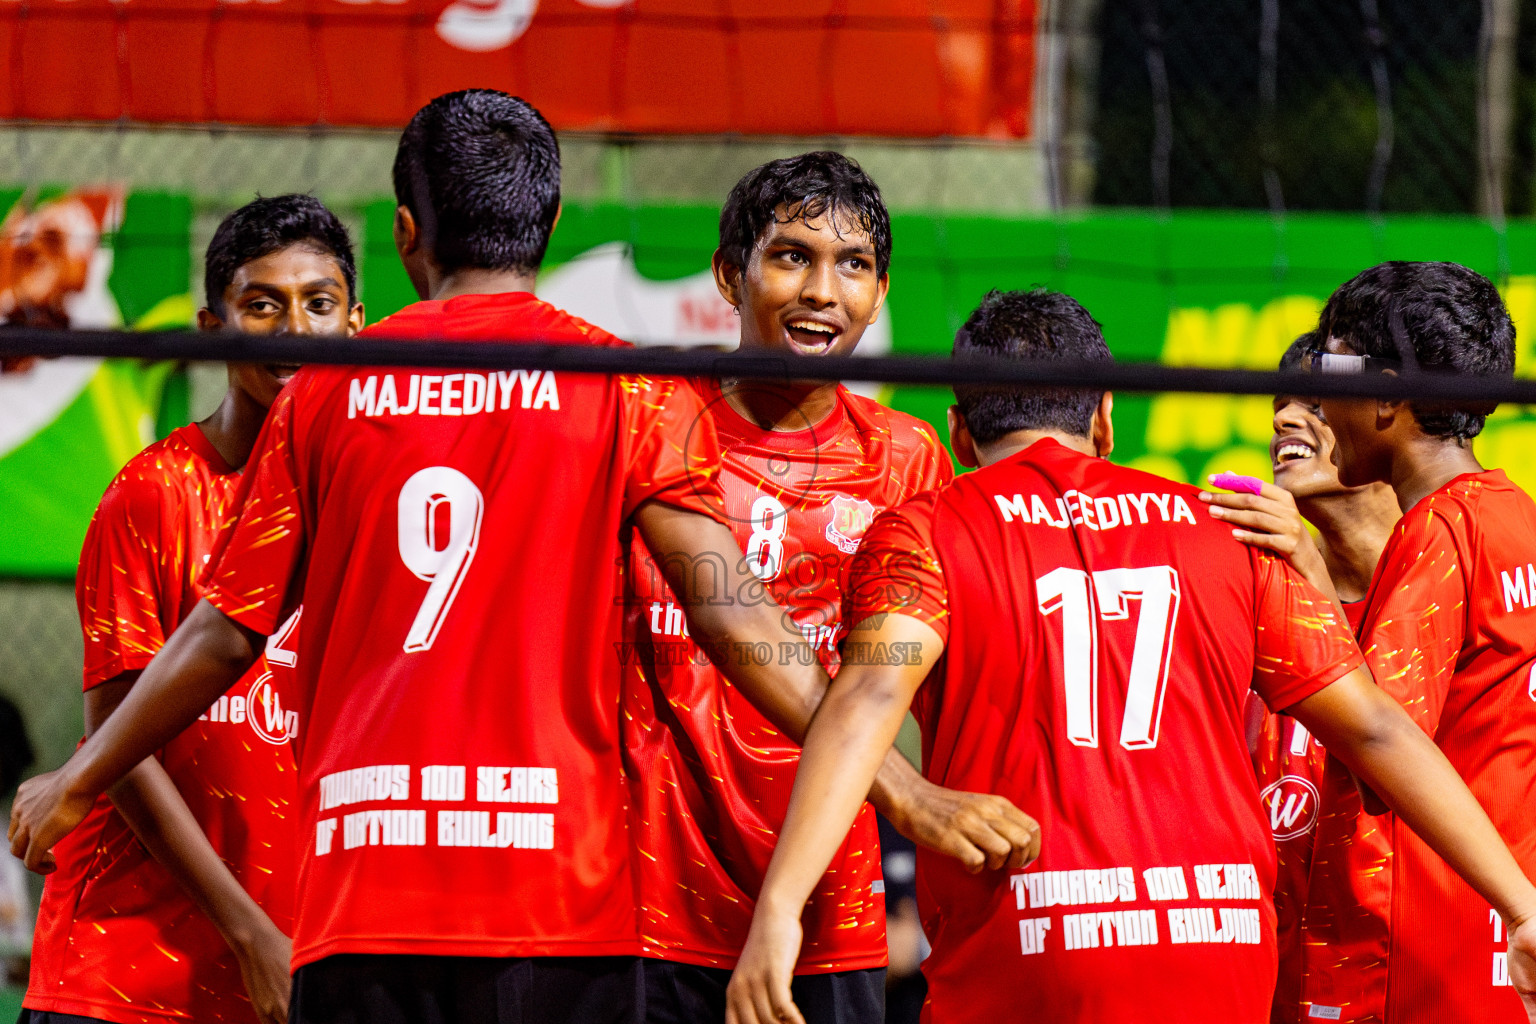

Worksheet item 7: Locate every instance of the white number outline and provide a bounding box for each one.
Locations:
[397,467,484,653]
[1036,565,1181,750]
[264,607,302,668]
[745,495,789,582]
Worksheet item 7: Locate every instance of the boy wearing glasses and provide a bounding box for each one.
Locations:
[1297,261,1536,1024]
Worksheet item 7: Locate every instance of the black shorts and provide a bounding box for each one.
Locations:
[642,958,885,1024]
[16,1012,114,1024]
[290,954,644,1024]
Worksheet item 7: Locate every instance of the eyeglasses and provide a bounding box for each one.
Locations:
[1304,350,1403,375]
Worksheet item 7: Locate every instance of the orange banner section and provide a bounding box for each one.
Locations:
[0,0,1037,138]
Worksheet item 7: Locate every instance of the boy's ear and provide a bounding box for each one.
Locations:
[712,249,745,309]
[866,272,891,326]
[1092,392,1115,459]
[196,307,224,332]
[948,406,979,469]
[394,205,419,258]
[346,303,366,337]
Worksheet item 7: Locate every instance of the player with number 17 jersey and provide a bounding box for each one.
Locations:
[625,379,953,972]
[847,437,1362,1023]
[201,291,728,969]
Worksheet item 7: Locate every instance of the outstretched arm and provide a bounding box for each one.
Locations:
[1290,667,1536,1020]
[9,601,262,872]
[722,612,1038,1024]
[87,674,291,1024]
[635,501,1038,870]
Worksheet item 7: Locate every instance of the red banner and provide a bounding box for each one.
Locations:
[0,0,1038,138]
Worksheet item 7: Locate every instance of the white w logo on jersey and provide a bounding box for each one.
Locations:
[1261,775,1320,841]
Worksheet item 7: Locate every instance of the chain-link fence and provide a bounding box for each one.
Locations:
[1092,0,1525,216]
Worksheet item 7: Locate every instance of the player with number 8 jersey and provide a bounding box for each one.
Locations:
[625,377,952,972]
[623,153,964,1024]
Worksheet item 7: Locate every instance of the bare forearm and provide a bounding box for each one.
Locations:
[869,747,923,822]
[1295,677,1536,924]
[687,598,827,743]
[757,672,912,915]
[68,601,259,802]
[108,758,277,948]
[638,502,827,740]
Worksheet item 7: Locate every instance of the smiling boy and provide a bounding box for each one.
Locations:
[626,153,1037,1024]
[22,194,362,1024]
[1297,262,1536,1024]
[1218,334,1401,1023]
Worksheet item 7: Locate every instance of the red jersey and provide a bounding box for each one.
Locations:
[845,438,1363,1024]
[26,425,298,1024]
[624,382,952,972]
[200,292,726,969]
[1255,600,1364,1024]
[1299,471,1536,1024]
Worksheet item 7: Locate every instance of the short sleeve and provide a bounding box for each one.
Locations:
[619,375,728,523]
[75,474,178,690]
[906,422,956,497]
[1353,510,1467,736]
[203,389,309,636]
[1250,549,1365,712]
[844,493,949,641]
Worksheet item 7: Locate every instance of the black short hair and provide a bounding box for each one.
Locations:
[204,194,356,317]
[1319,261,1514,439]
[393,90,560,276]
[1279,331,1319,371]
[718,152,892,276]
[953,289,1112,443]
[0,695,34,798]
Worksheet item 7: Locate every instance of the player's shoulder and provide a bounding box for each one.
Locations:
[94,427,209,523]
[869,487,945,537]
[1395,469,1536,566]
[362,293,628,348]
[1391,470,1508,546]
[541,301,629,349]
[1438,469,1536,521]
[840,389,944,450]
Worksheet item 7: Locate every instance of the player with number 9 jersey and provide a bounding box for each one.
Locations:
[625,378,953,973]
[845,436,1363,1023]
[200,289,727,971]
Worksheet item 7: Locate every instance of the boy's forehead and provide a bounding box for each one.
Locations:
[764,202,875,249]
[232,243,345,285]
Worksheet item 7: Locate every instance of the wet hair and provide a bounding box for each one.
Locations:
[1319,261,1514,439]
[392,89,561,276]
[718,152,892,276]
[0,695,34,798]
[204,194,356,317]
[953,289,1112,443]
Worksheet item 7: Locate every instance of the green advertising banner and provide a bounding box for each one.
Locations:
[0,188,194,578]
[516,205,1536,499]
[7,194,1536,578]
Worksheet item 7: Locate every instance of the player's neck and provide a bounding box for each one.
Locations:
[1387,434,1485,512]
[425,267,540,303]
[1296,489,1398,602]
[197,388,267,471]
[975,430,1097,466]
[719,379,840,433]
